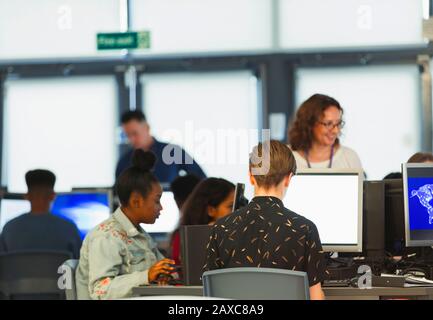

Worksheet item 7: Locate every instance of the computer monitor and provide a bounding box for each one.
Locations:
[232,183,248,212]
[283,169,363,252]
[51,190,112,239]
[0,193,30,232]
[140,191,179,234]
[402,163,433,247]
[180,225,213,285]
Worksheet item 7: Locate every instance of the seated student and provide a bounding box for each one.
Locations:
[408,152,433,163]
[203,140,327,300]
[75,150,176,300]
[383,152,433,180]
[171,177,235,266]
[170,174,203,210]
[383,172,402,180]
[181,178,235,226]
[0,169,82,259]
[169,174,203,265]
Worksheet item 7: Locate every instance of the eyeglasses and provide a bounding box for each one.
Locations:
[317,120,345,130]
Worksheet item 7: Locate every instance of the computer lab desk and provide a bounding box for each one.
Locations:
[132,285,433,300]
[323,286,433,300]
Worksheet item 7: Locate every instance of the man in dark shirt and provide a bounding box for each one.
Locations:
[204,140,327,299]
[115,110,206,184]
[0,170,82,258]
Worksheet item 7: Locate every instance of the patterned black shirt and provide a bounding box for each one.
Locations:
[203,196,328,286]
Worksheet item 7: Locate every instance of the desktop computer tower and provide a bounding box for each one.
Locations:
[363,180,386,258]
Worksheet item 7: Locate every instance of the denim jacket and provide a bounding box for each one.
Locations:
[75,207,164,299]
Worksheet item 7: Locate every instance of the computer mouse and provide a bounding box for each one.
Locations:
[168,264,182,272]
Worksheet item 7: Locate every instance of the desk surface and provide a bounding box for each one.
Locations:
[132,285,433,300]
[133,286,203,297]
[323,286,433,299]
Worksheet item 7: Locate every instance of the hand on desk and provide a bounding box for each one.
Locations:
[148,258,176,284]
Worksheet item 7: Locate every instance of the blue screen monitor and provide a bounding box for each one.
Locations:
[403,163,433,247]
[51,191,112,239]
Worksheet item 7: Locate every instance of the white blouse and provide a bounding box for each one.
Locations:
[290,145,363,170]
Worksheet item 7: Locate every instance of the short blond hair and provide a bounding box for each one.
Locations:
[249,140,297,189]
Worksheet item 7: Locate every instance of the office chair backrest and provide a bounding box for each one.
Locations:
[60,259,79,300]
[202,267,310,300]
[0,250,71,300]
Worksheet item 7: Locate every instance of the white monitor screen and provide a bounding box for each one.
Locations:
[283,170,363,252]
[0,198,31,232]
[141,191,179,234]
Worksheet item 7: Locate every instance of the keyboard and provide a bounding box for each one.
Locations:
[322,279,352,287]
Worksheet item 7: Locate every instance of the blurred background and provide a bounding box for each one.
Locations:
[0,0,432,194]
[2,0,433,300]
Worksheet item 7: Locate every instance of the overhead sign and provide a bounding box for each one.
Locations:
[97,31,150,50]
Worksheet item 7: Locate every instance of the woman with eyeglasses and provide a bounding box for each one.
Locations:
[288,94,362,169]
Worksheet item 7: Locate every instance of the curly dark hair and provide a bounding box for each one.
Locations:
[288,94,343,151]
[181,178,235,225]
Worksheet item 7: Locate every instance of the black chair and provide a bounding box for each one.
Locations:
[0,250,72,300]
